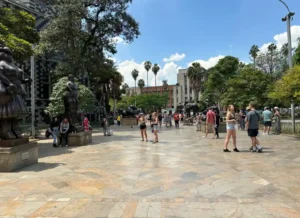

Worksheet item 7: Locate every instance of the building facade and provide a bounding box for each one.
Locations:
[126,85,176,108]
[0,0,57,124]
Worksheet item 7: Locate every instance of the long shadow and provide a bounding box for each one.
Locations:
[17,162,65,172]
[38,142,74,159]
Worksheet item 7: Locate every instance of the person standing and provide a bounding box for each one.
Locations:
[117,115,121,126]
[235,111,241,130]
[139,113,148,142]
[60,118,70,147]
[102,118,109,136]
[273,107,281,135]
[83,116,90,132]
[262,107,273,135]
[158,113,163,128]
[174,111,180,128]
[151,112,159,144]
[223,105,239,152]
[196,113,201,131]
[239,110,246,130]
[50,117,60,147]
[214,109,221,139]
[246,102,263,153]
[205,107,216,138]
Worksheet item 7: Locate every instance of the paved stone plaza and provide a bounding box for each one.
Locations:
[1,126,300,218]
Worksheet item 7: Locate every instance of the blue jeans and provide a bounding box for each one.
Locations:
[52,127,59,144]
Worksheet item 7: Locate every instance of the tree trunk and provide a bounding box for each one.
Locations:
[155,75,157,93]
[135,81,136,94]
[147,71,148,87]
[254,58,256,69]
[194,90,197,103]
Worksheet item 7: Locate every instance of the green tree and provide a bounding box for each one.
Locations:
[131,69,139,94]
[37,0,140,77]
[121,83,129,94]
[138,79,145,92]
[293,38,300,65]
[0,8,39,62]
[152,63,160,92]
[204,56,239,106]
[144,61,152,87]
[111,72,124,115]
[45,77,97,116]
[269,65,300,105]
[187,62,206,103]
[256,43,281,75]
[222,68,272,108]
[249,45,260,68]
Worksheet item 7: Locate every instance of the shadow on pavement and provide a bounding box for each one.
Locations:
[17,162,65,172]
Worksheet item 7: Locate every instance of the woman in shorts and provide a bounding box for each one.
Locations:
[223,105,239,152]
[151,112,159,144]
[139,113,148,142]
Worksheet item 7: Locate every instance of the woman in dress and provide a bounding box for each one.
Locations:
[273,107,281,135]
[151,112,159,144]
[83,116,90,132]
[139,113,148,142]
[223,105,240,152]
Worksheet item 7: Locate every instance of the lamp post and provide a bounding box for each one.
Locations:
[279,0,295,133]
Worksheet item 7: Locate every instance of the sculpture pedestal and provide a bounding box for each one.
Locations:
[0,141,38,172]
[121,118,137,126]
[68,131,92,146]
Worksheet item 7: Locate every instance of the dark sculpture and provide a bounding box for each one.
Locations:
[0,44,31,140]
[63,74,80,126]
[118,105,142,118]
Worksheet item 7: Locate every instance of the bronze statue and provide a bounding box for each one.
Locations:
[0,44,31,140]
[63,74,79,125]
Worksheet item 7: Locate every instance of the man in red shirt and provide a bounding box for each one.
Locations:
[206,107,216,138]
[174,112,180,128]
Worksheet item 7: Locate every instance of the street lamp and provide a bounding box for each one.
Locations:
[279,0,295,133]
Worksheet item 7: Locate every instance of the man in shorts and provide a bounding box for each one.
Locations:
[262,107,272,135]
[246,102,263,153]
[205,107,216,138]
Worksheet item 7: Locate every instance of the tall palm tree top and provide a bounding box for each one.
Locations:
[131,69,139,80]
[187,62,205,79]
[249,45,260,56]
[152,63,160,75]
[144,61,152,72]
[138,79,145,88]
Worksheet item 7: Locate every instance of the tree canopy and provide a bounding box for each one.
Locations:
[0,8,39,62]
[187,62,206,103]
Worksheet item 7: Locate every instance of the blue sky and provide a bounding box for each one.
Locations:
[113,0,300,87]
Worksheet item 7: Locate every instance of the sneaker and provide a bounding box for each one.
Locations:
[249,146,253,151]
[66,144,68,147]
[223,149,231,152]
[233,148,240,152]
[257,149,263,153]
[252,147,257,152]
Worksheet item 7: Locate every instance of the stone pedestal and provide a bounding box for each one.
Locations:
[121,118,137,126]
[68,131,92,146]
[0,141,38,172]
[199,123,227,133]
[0,137,29,147]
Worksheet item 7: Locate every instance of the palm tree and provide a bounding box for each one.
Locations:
[111,72,124,116]
[187,62,206,103]
[144,61,152,87]
[138,79,145,93]
[162,80,168,92]
[268,43,277,74]
[249,45,260,68]
[131,69,139,94]
[152,64,160,93]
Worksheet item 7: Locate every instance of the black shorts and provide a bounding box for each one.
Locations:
[264,121,272,127]
[175,120,179,124]
[248,129,259,137]
[140,124,146,130]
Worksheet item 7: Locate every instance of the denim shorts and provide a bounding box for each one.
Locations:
[153,125,158,131]
[227,123,235,130]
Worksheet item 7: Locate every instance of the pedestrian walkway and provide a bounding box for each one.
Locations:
[1,126,300,217]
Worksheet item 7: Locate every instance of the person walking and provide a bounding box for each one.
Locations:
[196,113,201,131]
[235,111,241,130]
[223,105,239,152]
[214,109,221,139]
[50,117,60,147]
[239,110,246,130]
[273,107,281,135]
[102,118,109,136]
[139,113,148,141]
[158,112,163,128]
[174,111,180,128]
[60,117,70,147]
[151,112,159,144]
[205,107,216,138]
[246,102,263,153]
[262,107,273,135]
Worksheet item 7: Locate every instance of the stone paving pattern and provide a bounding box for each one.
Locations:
[1,125,300,218]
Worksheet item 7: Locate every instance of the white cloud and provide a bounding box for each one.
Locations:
[117,60,181,87]
[260,25,300,53]
[111,36,125,45]
[163,53,186,62]
[188,55,225,69]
